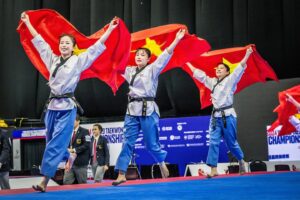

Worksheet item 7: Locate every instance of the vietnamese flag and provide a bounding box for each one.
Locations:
[114,24,211,90]
[183,44,278,109]
[268,85,300,135]
[110,24,211,88]
[17,9,131,94]
[129,24,210,71]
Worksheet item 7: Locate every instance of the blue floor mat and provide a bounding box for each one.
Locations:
[2,172,300,200]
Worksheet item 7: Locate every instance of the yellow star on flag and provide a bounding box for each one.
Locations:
[222,58,239,73]
[73,45,87,56]
[142,38,164,57]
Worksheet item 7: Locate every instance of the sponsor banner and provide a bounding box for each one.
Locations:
[134,115,228,175]
[12,129,46,139]
[12,116,229,175]
[267,125,300,161]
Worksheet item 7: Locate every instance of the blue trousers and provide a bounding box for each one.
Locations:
[206,115,244,167]
[41,108,77,177]
[115,112,167,173]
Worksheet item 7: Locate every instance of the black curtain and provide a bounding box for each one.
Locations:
[21,139,45,170]
[0,0,299,120]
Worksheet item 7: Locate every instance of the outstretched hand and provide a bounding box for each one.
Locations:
[21,12,29,24]
[99,17,119,44]
[166,28,186,54]
[240,46,254,67]
[176,29,186,41]
[20,11,38,37]
[246,46,253,55]
[108,17,119,31]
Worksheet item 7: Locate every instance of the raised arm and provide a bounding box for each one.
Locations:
[240,47,253,67]
[77,17,119,72]
[286,93,300,110]
[21,12,56,70]
[21,12,38,37]
[99,17,119,45]
[187,62,215,90]
[151,29,185,77]
[226,46,254,87]
[166,29,185,54]
[187,62,197,74]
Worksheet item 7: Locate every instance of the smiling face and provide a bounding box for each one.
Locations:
[59,35,75,58]
[215,63,230,79]
[135,48,151,68]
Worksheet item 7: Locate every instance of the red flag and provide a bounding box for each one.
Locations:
[183,45,278,109]
[268,85,300,135]
[110,24,211,89]
[111,24,210,92]
[17,9,131,94]
[130,24,210,71]
[267,119,280,136]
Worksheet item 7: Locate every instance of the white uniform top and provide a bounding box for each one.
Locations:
[193,64,246,117]
[124,50,172,116]
[32,34,106,111]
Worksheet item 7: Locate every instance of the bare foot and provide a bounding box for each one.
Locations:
[206,173,219,178]
[159,163,169,178]
[207,167,218,178]
[239,160,246,175]
[32,184,46,192]
[112,174,126,186]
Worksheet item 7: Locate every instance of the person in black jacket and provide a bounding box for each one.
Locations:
[90,124,109,183]
[0,129,11,190]
[63,115,91,184]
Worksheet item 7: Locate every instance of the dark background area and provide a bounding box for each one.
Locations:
[0,0,299,161]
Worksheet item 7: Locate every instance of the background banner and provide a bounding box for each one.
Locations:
[12,116,229,175]
[267,125,300,161]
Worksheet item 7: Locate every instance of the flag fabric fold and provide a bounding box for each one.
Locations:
[17,9,131,94]
[183,44,278,109]
[129,24,211,72]
[268,85,300,136]
[108,24,211,88]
